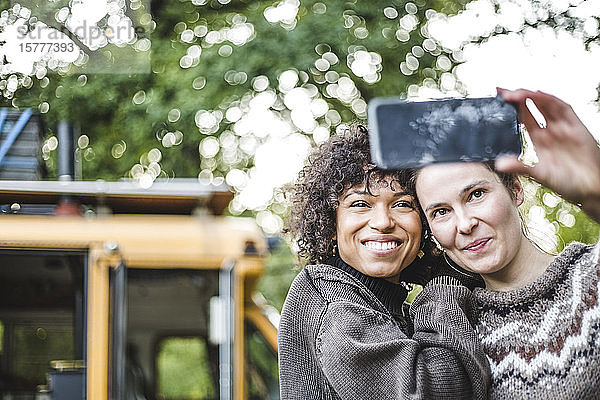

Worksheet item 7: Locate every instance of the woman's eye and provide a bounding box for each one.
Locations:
[350,200,369,208]
[431,208,448,218]
[393,201,414,209]
[470,189,485,200]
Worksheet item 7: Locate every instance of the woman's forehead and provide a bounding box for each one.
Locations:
[415,162,499,199]
[418,163,493,183]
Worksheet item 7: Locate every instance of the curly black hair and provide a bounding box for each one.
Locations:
[284,124,434,284]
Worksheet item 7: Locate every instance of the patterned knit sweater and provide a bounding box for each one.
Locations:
[473,240,600,399]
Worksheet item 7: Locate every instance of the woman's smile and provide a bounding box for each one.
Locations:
[362,239,400,250]
[462,237,491,252]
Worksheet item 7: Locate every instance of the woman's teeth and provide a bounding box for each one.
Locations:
[363,241,398,250]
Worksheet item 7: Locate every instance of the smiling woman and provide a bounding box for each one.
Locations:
[414,89,600,398]
[416,162,532,285]
[278,125,490,399]
[334,174,422,282]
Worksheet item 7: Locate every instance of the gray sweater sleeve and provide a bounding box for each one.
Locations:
[316,279,490,400]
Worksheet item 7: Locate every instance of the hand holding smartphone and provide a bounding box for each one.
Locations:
[368,96,522,169]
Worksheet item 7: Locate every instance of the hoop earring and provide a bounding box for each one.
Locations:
[442,251,479,278]
[423,229,430,241]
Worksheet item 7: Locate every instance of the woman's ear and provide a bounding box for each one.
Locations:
[513,178,525,206]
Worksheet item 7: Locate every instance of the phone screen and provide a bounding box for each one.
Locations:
[368,96,521,169]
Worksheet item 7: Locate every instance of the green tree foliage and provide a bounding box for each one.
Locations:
[156,337,216,399]
[533,185,599,250]
[257,239,298,311]
[1,0,462,187]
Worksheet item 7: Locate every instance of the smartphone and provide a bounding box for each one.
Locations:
[368,95,521,169]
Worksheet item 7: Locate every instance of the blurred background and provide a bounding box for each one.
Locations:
[0,0,599,398]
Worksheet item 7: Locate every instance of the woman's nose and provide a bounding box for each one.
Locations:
[456,210,478,235]
[369,207,395,231]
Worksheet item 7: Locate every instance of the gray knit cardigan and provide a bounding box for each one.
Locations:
[474,240,600,399]
[278,264,491,399]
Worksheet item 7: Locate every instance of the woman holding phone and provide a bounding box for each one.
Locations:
[414,88,600,398]
[278,125,489,399]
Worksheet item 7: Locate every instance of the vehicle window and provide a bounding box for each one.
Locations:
[156,336,217,400]
[245,323,280,400]
[13,325,74,382]
[0,250,85,395]
[127,268,220,400]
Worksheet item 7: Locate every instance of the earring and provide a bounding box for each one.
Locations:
[417,230,430,259]
[332,241,338,256]
[442,251,479,278]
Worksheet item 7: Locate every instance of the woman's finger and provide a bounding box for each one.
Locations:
[527,90,572,124]
[494,155,533,176]
[497,88,546,139]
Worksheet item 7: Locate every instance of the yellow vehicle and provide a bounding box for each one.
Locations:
[0,179,279,400]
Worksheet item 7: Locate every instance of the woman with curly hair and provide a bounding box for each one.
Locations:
[278,125,490,400]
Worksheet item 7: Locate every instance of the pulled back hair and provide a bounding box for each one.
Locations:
[284,124,434,284]
[483,161,520,199]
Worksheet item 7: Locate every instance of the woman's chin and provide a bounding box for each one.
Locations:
[464,263,502,276]
[361,265,402,280]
